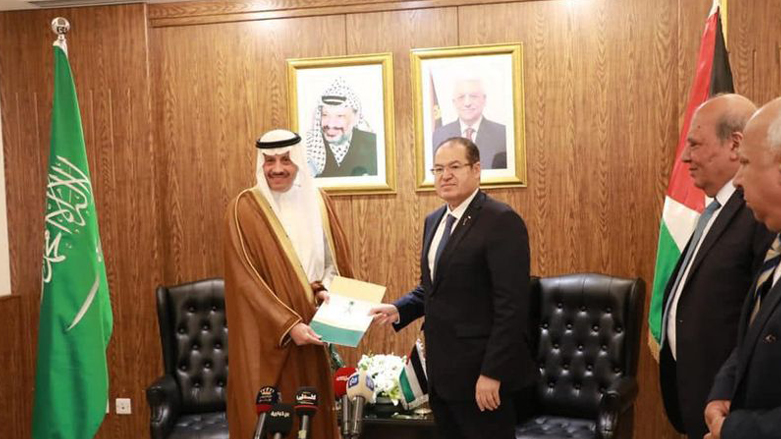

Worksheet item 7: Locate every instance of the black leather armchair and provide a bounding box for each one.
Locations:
[516,273,645,439]
[147,278,229,439]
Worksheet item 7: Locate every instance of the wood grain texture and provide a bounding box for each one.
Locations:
[0,4,161,439]
[151,15,347,285]
[0,295,25,439]
[727,0,781,105]
[2,1,781,438]
[147,0,534,27]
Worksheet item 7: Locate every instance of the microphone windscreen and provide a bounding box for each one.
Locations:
[334,367,356,397]
[346,370,375,402]
[266,403,294,435]
[295,387,319,416]
[255,386,279,414]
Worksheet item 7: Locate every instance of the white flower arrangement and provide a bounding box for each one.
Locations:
[357,353,407,405]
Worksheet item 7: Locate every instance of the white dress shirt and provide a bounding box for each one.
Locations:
[459,117,483,140]
[427,188,479,281]
[667,180,736,359]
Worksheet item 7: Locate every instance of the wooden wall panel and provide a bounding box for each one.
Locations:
[0,295,26,439]
[728,0,781,105]
[2,1,781,438]
[151,15,347,285]
[0,5,161,439]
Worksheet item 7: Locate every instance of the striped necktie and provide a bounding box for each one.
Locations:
[750,234,781,324]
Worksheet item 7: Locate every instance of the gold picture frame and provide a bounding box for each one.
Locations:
[411,43,527,190]
[287,53,396,195]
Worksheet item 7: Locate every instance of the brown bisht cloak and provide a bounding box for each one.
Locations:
[224,187,353,439]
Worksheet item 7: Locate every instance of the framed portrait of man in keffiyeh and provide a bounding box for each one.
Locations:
[287,53,396,195]
[411,43,527,191]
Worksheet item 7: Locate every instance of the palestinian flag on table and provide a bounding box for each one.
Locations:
[398,337,428,410]
[648,0,733,357]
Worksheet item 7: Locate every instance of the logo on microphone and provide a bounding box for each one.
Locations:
[270,410,291,418]
[257,386,278,404]
[296,390,317,406]
[365,375,375,391]
[347,374,360,388]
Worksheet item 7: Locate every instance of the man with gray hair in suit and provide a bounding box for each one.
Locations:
[432,77,507,169]
[705,96,781,439]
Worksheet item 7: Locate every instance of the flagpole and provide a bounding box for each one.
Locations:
[34,15,113,439]
[51,17,70,55]
[720,0,728,48]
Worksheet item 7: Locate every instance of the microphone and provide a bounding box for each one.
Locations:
[265,403,294,439]
[253,386,279,439]
[346,370,375,439]
[334,367,356,439]
[295,387,318,439]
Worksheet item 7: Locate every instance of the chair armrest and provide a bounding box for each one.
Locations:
[596,377,638,439]
[146,375,182,439]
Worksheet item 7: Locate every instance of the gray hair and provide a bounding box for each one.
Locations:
[716,111,752,141]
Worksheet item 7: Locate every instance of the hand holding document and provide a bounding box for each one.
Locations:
[309,276,386,347]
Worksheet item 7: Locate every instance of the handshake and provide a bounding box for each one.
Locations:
[368,303,400,327]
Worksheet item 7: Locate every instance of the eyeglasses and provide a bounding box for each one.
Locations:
[430,162,474,176]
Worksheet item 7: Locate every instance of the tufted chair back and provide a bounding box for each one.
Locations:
[520,273,644,438]
[156,278,228,414]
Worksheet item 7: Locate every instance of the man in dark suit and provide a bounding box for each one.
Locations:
[659,94,774,439]
[370,137,536,439]
[432,78,507,169]
[705,97,781,439]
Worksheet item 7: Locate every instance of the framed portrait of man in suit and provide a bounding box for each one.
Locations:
[411,44,527,190]
[287,53,396,195]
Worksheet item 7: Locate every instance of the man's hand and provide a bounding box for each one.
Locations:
[315,289,330,305]
[289,323,325,346]
[369,304,400,326]
[475,375,501,412]
[704,399,731,439]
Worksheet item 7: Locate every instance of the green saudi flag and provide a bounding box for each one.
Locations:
[32,40,113,439]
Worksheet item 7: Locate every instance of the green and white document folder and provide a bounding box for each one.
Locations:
[310,276,386,347]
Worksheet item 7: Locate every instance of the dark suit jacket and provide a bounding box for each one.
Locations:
[431,118,507,169]
[319,128,377,177]
[707,243,781,439]
[659,189,773,437]
[393,191,537,401]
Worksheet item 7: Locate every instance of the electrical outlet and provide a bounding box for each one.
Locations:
[115,398,132,415]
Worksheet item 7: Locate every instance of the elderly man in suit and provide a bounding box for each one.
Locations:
[704,97,781,439]
[658,94,774,439]
[370,137,536,439]
[432,78,507,169]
